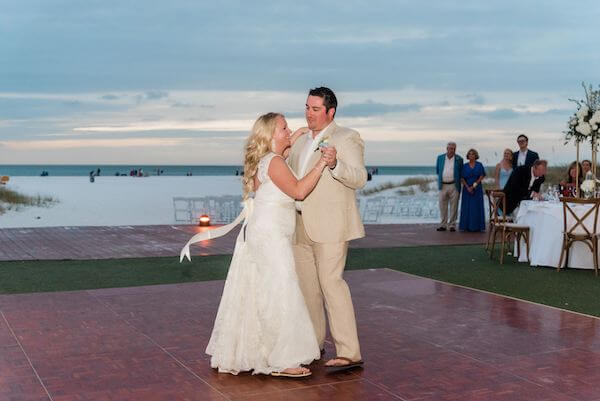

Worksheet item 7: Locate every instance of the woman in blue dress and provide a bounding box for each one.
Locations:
[494,148,513,189]
[459,148,486,232]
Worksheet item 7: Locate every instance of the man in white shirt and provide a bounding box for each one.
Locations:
[435,142,463,231]
[288,87,367,371]
[513,134,539,168]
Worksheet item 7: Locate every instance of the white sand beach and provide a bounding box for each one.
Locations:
[0,175,440,228]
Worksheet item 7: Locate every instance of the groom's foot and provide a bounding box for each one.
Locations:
[325,357,364,373]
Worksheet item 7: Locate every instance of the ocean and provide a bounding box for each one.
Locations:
[0,165,436,177]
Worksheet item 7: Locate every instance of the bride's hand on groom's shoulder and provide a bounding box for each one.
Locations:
[290,127,310,145]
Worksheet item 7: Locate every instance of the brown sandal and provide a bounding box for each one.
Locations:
[325,356,364,373]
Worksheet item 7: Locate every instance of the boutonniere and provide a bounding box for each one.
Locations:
[314,136,331,152]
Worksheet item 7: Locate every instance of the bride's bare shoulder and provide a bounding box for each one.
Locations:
[268,154,287,171]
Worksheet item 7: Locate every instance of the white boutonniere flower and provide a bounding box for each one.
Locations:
[315,136,331,151]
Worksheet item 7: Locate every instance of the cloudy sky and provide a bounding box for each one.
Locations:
[1,0,599,166]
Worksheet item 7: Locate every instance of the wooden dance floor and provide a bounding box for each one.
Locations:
[2,269,600,401]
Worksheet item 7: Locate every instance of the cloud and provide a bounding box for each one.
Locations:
[135,91,169,104]
[145,91,169,100]
[170,102,215,109]
[0,97,123,119]
[459,94,486,105]
[2,1,599,93]
[341,100,422,117]
[0,137,191,150]
[72,119,256,133]
[471,107,571,120]
[101,94,120,100]
[472,108,521,120]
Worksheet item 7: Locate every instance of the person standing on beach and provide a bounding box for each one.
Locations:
[435,142,463,232]
[288,87,367,371]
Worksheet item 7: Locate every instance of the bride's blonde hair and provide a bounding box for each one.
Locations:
[242,112,282,199]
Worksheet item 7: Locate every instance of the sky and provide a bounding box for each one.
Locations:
[1,0,599,166]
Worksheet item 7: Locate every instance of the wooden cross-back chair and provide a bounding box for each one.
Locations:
[485,189,511,251]
[557,197,600,276]
[487,190,530,264]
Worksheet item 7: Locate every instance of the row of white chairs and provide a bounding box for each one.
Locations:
[173,196,244,224]
[360,196,440,223]
[173,195,441,225]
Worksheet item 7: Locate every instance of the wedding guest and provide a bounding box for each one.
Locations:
[559,161,583,196]
[582,159,592,176]
[435,141,463,232]
[503,159,547,216]
[513,134,539,168]
[494,148,514,189]
[459,149,486,232]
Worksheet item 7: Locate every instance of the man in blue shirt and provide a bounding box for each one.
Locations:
[435,142,463,231]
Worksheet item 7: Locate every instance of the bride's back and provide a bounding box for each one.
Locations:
[253,152,294,203]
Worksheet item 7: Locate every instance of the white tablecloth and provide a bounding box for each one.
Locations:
[515,200,596,269]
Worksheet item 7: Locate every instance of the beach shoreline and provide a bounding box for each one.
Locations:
[0,175,440,228]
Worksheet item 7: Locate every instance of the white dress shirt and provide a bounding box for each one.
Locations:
[529,168,536,190]
[517,150,528,166]
[299,123,332,177]
[442,155,455,183]
[295,123,336,211]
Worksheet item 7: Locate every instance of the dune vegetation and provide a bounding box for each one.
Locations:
[0,186,57,214]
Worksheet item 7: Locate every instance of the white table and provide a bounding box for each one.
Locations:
[515,200,596,269]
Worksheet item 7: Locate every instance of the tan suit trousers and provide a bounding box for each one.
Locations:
[293,214,362,362]
[439,183,459,229]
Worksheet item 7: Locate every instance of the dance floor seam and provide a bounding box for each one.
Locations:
[3,269,600,400]
[0,310,55,401]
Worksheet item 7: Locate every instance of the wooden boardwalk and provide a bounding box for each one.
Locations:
[0,224,486,261]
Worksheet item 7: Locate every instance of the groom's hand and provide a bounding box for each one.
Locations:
[322,147,337,169]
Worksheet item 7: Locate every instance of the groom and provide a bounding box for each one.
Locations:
[289,87,367,370]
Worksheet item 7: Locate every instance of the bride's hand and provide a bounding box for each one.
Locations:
[317,154,328,170]
[290,127,310,145]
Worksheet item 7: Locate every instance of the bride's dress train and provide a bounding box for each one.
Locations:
[206,152,320,374]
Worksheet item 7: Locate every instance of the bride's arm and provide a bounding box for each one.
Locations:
[282,127,310,159]
[269,155,327,200]
[290,127,309,146]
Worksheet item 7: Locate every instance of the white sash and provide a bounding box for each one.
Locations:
[179,198,254,262]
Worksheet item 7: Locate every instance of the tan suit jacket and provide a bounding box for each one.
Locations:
[289,121,367,243]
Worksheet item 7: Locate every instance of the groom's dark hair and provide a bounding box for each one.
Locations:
[309,87,337,118]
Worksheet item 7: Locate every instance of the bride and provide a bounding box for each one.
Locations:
[200,112,328,377]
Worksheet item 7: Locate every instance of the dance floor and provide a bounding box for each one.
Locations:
[2,268,600,401]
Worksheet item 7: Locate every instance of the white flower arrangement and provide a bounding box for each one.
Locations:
[564,82,600,145]
[591,110,600,131]
[581,179,595,193]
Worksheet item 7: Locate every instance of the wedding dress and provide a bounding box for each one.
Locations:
[204,152,320,375]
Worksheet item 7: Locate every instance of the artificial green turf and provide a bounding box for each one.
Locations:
[1,245,600,318]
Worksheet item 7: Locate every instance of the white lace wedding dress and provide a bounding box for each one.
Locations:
[205,152,320,375]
